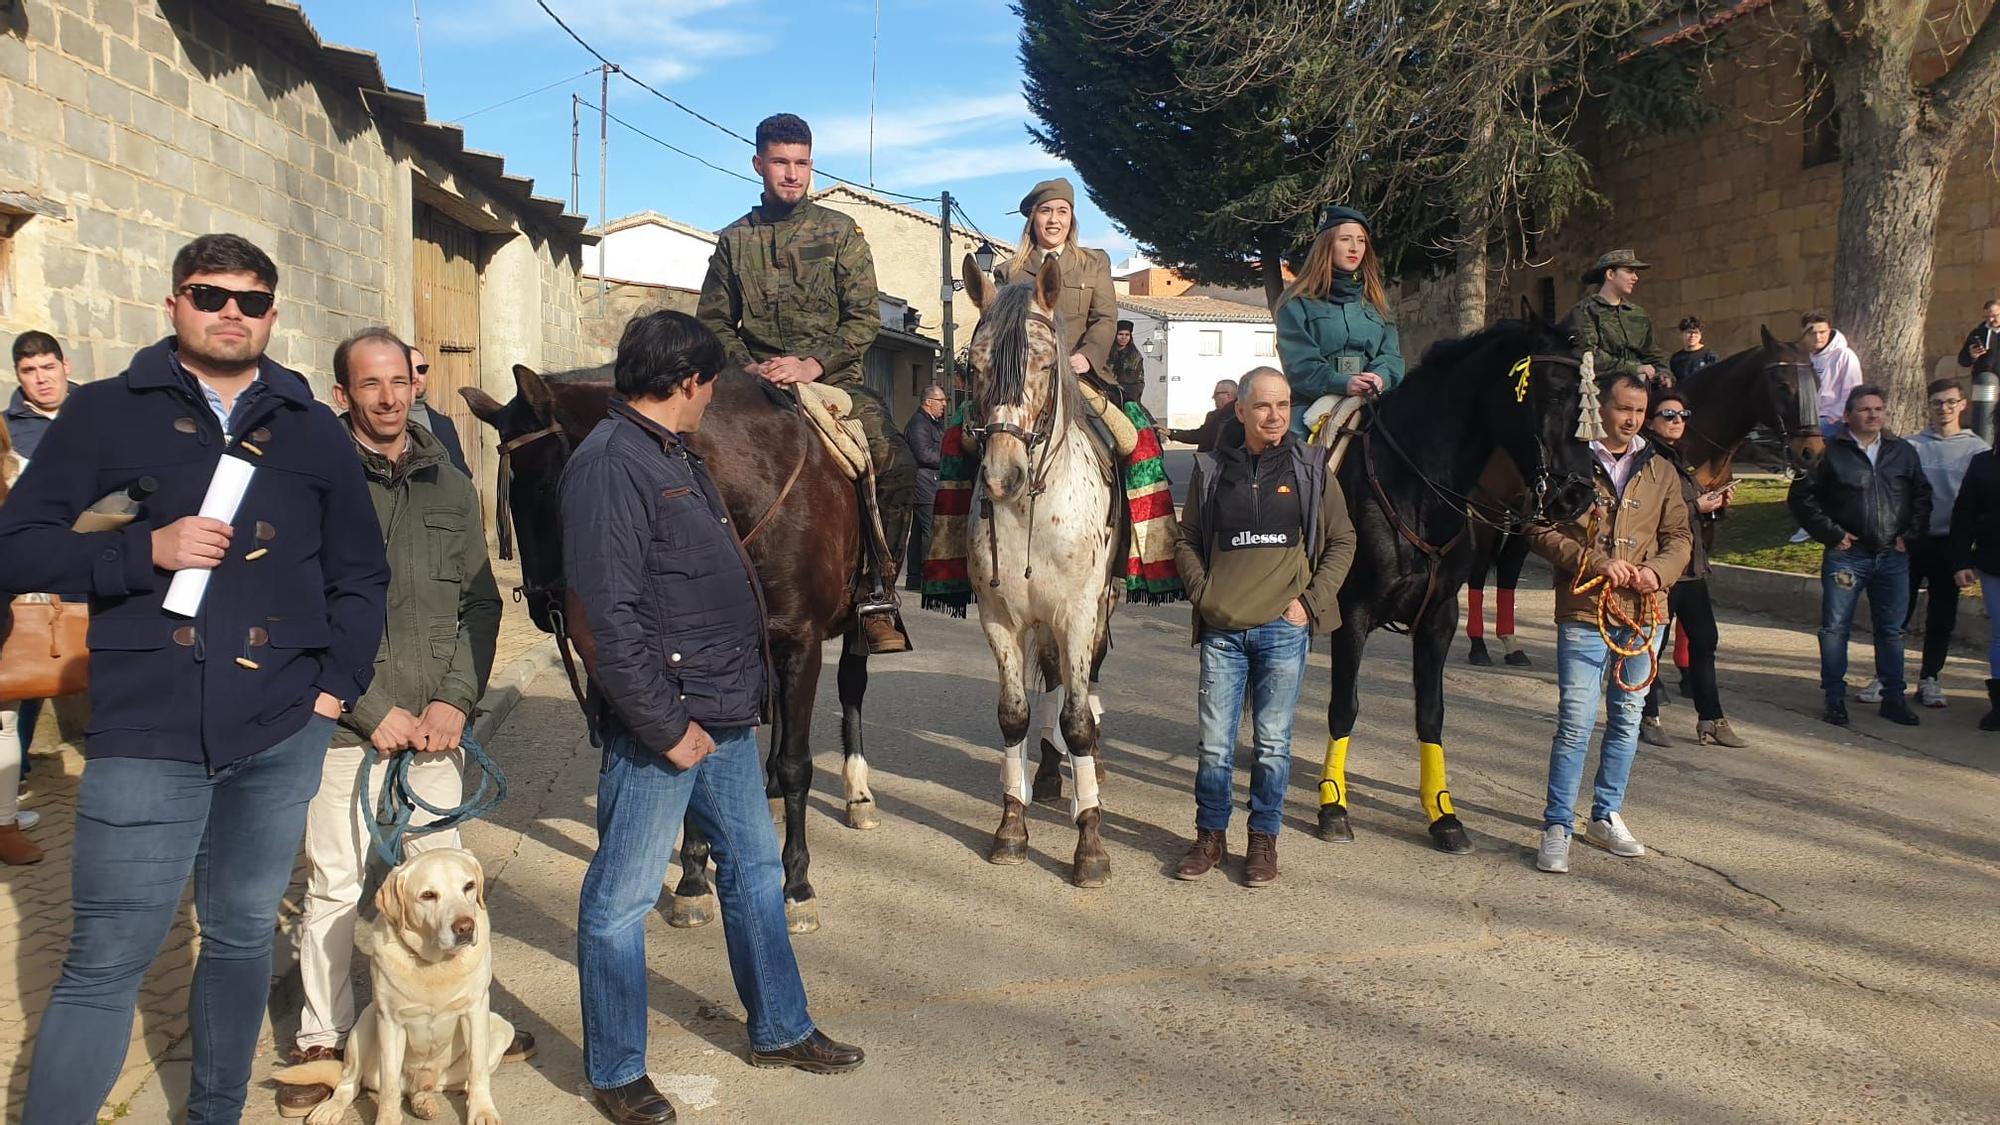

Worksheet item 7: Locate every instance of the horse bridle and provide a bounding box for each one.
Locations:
[1763,359,1820,478]
[488,416,598,745]
[964,308,1070,585]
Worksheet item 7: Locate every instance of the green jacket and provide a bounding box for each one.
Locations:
[696,199,880,390]
[336,422,502,748]
[1274,294,1404,438]
[1566,294,1668,381]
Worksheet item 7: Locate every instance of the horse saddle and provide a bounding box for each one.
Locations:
[794,383,871,480]
[1305,394,1367,474]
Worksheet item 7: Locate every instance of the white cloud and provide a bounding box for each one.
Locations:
[872,143,1065,188]
[426,0,768,84]
[812,93,1029,157]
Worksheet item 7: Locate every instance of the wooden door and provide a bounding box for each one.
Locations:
[413,201,483,485]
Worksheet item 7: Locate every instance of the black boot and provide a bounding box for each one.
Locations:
[1982,680,2000,732]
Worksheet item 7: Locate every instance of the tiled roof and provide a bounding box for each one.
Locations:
[1120,294,1274,324]
[588,211,717,243]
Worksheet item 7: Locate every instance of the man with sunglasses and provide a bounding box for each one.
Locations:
[1900,378,1988,709]
[0,233,389,1124]
[406,344,471,477]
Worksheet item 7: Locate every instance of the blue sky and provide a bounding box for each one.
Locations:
[305,0,1134,261]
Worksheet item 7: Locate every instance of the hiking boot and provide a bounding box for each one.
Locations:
[1244,831,1278,887]
[276,1046,340,1117]
[1466,637,1493,666]
[0,823,41,866]
[1879,696,1920,726]
[1584,811,1646,857]
[1535,825,1571,874]
[1639,716,1671,747]
[1697,718,1748,748]
[1919,676,1947,709]
[1983,680,2000,732]
[750,1029,866,1074]
[1856,678,1884,704]
[860,612,911,655]
[1174,828,1226,880]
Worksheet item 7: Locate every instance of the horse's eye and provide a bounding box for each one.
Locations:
[419,890,439,902]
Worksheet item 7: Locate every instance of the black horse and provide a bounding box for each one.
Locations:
[1316,317,1599,851]
[464,364,875,934]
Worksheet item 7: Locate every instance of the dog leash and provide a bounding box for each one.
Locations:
[359,733,509,868]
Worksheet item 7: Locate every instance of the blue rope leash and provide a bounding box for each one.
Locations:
[359,731,508,868]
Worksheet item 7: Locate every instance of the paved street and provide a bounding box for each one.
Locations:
[22,571,2000,1124]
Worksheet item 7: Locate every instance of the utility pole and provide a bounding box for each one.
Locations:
[569,94,580,213]
[868,0,880,185]
[939,189,955,407]
[412,0,428,96]
[597,63,614,309]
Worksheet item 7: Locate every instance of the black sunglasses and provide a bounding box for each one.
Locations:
[180,283,274,318]
[1651,408,1693,422]
[415,363,431,375]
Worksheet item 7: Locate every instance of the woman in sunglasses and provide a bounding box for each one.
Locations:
[1639,387,1748,748]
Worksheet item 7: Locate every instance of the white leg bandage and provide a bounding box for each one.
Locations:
[1069,751,1101,819]
[1037,684,1067,753]
[1002,739,1030,805]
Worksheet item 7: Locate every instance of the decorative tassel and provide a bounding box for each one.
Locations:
[1574,353,1606,442]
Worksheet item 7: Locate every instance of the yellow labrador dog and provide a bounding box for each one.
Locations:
[274,848,510,1125]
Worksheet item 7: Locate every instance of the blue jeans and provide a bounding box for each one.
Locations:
[1545,623,1654,830]
[23,714,335,1125]
[1980,573,2000,678]
[1195,619,1312,836]
[578,725,813,1089]
[1818,546,1910,704]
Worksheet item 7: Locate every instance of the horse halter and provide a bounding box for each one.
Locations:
[1513,351,1592,524]
[966,309,1063,456]
[1760,359,1821,478]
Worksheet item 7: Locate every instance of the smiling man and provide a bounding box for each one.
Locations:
[0,233,389,1124]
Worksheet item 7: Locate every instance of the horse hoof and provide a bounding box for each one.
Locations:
[785,898,821,934]
[1071,852,1110,888]
[1503,649,1532,667]
[1467,639,1493,666]
[1429,815,1473,855]
[1317,805,1354,843]
[668,894,717,929]
[845,799,881,831]
[987,835,1028,865]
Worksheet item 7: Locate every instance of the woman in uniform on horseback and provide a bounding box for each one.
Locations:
[1274,206,1404,441]
[994,178,1121,401]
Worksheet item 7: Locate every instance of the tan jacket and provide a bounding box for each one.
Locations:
[1526,443,1693,627]
[996,246,1118,378]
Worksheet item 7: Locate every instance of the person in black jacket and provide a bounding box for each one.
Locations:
[1951,446,2000,730]
[1958,299,2000,381]
[1163,377,1244,452]
[1789,383,1932,727]
[0,234,390,1124]
[1669,316,1719,384]
[406,343,471,477]
[564,311,862,1125]
[903,384,947,590]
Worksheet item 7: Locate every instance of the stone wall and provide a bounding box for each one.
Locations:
[577,279,696,358]
[815,187,1008,350]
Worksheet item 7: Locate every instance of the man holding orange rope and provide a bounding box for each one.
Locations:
[1526,372,1692,875]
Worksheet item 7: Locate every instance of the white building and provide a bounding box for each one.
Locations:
[1118,295,1277,431]
[581,211,718,290]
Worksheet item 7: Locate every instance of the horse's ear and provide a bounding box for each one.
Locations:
[514,363,556,418]
[1034,255,1063,312]
[962,253,995,312]
[1760,324,1777,348]
[461,386,505,425]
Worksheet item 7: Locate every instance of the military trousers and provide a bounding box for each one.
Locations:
[843,387,917,580]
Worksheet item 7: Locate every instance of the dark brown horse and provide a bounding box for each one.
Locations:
[464,364,872,934]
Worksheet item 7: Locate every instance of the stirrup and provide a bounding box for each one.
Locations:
[856,592,899,617]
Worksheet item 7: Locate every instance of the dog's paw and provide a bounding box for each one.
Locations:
[306,1103,354,1125]
[408,1090,441,1120]
[466,1106,503,1125]
[370,1107,405,1125]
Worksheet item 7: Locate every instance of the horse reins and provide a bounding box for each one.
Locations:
[492,420,569,562]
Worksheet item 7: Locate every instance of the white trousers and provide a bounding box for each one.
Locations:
[0,705,18,824]
[296,743,463,1050]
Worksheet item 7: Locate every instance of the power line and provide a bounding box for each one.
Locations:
[576,97,762,186]
[532,0,941,204]
[451,66,601,122]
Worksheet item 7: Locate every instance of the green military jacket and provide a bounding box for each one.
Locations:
[1567,294,1668,381]
[996,246,1118,378]
[335,422,502,748]
[696,199,880,390]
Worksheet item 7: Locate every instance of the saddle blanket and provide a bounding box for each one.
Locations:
[796,382,870,480]
[920,401,1184,617]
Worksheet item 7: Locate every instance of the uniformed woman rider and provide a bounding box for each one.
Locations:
[1274,206,1404,440]
[995,178,1120,396]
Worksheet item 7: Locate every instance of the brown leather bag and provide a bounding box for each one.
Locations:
[0,595,90,703]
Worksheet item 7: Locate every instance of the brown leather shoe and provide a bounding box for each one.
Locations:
[0,822,42,866]
[1173,828,1225,880]
[594,1075,676,1124]
[504,1026,537,1062]
[749,1029,865,1074]
[1244,831,1278,887]
[276,1045,340,1118]
[861,612,912,655]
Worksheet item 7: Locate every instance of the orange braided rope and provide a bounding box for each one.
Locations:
[1568,513,1665,692]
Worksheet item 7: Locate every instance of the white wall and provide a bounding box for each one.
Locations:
[582,224,716,290]
[1139,316,1277,432]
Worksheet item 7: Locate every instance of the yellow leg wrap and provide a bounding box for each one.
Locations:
[1419,741,1455,821]
[1318,736,1350,809]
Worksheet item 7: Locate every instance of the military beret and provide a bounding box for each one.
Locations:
[1317,205,1372,234]
[1019,178,1076,216]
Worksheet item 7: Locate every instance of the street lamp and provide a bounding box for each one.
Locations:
[973,240,996,275]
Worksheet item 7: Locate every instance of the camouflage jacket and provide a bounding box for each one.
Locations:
[1565,294,1668,381]
[696,200,880,390]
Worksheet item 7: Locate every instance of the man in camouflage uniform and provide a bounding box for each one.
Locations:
[1565,249,1671,386]
[697,112,916,654]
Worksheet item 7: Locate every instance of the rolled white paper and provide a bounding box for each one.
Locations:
[163,455,258,618]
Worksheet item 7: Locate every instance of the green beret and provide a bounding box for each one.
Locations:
[1019,178,1076,217]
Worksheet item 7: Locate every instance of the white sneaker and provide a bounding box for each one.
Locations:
[6,810,38,830]
[1788,527,1812,544]
[1535,825,1571,873]
[1584,811,1646,857]
[1919,677,1947,709]
[1856,678,1884,704]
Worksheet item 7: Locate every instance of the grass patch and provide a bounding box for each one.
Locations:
[1709,476,1822,576]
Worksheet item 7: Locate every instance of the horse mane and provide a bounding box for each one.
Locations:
[980,281,1048,409]
[1413,318,1541,374]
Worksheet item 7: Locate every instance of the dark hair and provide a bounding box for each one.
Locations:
[755,113,812,152]
[332,327,411,390]
[1649,386,1690,413]
[1602,371,1649,398]
[11,330,63,365]
[1677,316,1702,332]
[614,311,725,400]
[1846,383,1887,412]
[1801,311,1831,329]
[1985,298,2000,312]
[1927,377,1966,398]
[172,233,278,291]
